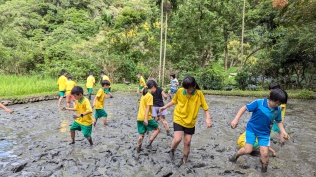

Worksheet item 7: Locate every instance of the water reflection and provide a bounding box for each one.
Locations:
[60,120,70,133]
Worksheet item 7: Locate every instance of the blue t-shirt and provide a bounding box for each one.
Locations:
[245,98,282,136]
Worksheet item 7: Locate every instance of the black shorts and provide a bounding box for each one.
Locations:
[173,122,195,135]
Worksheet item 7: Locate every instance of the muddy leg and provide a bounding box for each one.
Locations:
[103,117,107,126]
[93,118,98,127]
[229,144,254,162]
[137,134,144,153]
[279,132,285,147]
[160,116,170,133]
[58,97,63,107]
[170,131,183,159]
[87,137,93,146]
[260,146,269,173]
[147,127,161,147]
[70,130,75,144]
[182,133,192,164]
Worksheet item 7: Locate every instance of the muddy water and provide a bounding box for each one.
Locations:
[0,93,315,177]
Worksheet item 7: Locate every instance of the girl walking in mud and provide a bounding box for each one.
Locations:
[159,75,212,165]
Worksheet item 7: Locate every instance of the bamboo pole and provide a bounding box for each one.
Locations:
[162,12,168,87]
[159,0,164,86]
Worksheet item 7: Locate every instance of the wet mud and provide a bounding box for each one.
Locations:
[0,93,315,176]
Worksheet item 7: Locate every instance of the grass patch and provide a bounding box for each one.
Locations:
[202,89,316,99]
[1,75,315,100]
[0,75,57,98]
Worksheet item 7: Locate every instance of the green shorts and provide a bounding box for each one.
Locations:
[137,119,159,134]
[70,121,92,138]
[105,88,111,94]
[138,86,144,90]
[59,91,65,97]
[94,109,108,119]
[87,88,93,94]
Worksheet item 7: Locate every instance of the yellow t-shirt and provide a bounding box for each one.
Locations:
[137,92,153,121]
[280,104,286,122]
[172,88,209,128]
[74,97,93,126]
[57,75,67,91]
[86,75,95,89]
[95,88,106,109]
[65,80,76,96]
[139,76,146,87]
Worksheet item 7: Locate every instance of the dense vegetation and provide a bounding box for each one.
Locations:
[0,0,315,90]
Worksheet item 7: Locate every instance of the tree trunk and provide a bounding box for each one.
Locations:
[159,0,164,86]
[162,12,168,87]
[224,31,229,71]
[240,0,246,70]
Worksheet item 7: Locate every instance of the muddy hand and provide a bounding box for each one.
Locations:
[283,132,290,140]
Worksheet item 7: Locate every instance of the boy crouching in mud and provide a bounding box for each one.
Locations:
[136,84,161,153]
[230,88,289,173]
[62,86,93,146]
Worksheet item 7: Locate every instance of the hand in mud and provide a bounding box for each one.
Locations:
[143,119,148,126]
[73,114,80,119]
[230,119,238,129]
[282,132,290,140]
[61,107,66,111]
[5,109,13,114]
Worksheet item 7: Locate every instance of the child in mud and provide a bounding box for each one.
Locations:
[237,132,277,157]
[167,73,179,100]
[136,73,146,94]
[136,84,161,153]
[269,83,288,146]
[0,103,13,114]
[62,86,93,146]
[230,88,289,173]
[159,75,212,165]
[93,80,110,127]
[57,69,67,107]
[86,71,96,100]
[65,74,76,108]
[100,71,114,98]
[147,79,172,137]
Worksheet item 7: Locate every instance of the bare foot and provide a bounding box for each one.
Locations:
[69,142,75,145]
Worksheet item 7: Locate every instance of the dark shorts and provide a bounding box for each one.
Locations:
[137,119,159,134]
[174,122,195,135]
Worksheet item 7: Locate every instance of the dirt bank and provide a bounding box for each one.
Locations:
[0,93,315,176]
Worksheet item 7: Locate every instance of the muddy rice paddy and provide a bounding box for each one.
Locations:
[0,93,315,177]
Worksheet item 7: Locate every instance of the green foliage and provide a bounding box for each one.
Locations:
[297,89,314,100]
[235,71,249,90]
[0,0,315,90]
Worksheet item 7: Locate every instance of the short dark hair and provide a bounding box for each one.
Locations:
[89,71,94,75]
[269,82,281,90]
[100,71,105,75]
[146,80,158,89]
[170,73,176,79]
[101,80,110,87]
[269,88,287,104]
[61,69,67,75]
[182,75,200,90]
[71,86,84,95]
[67,74,72,80]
